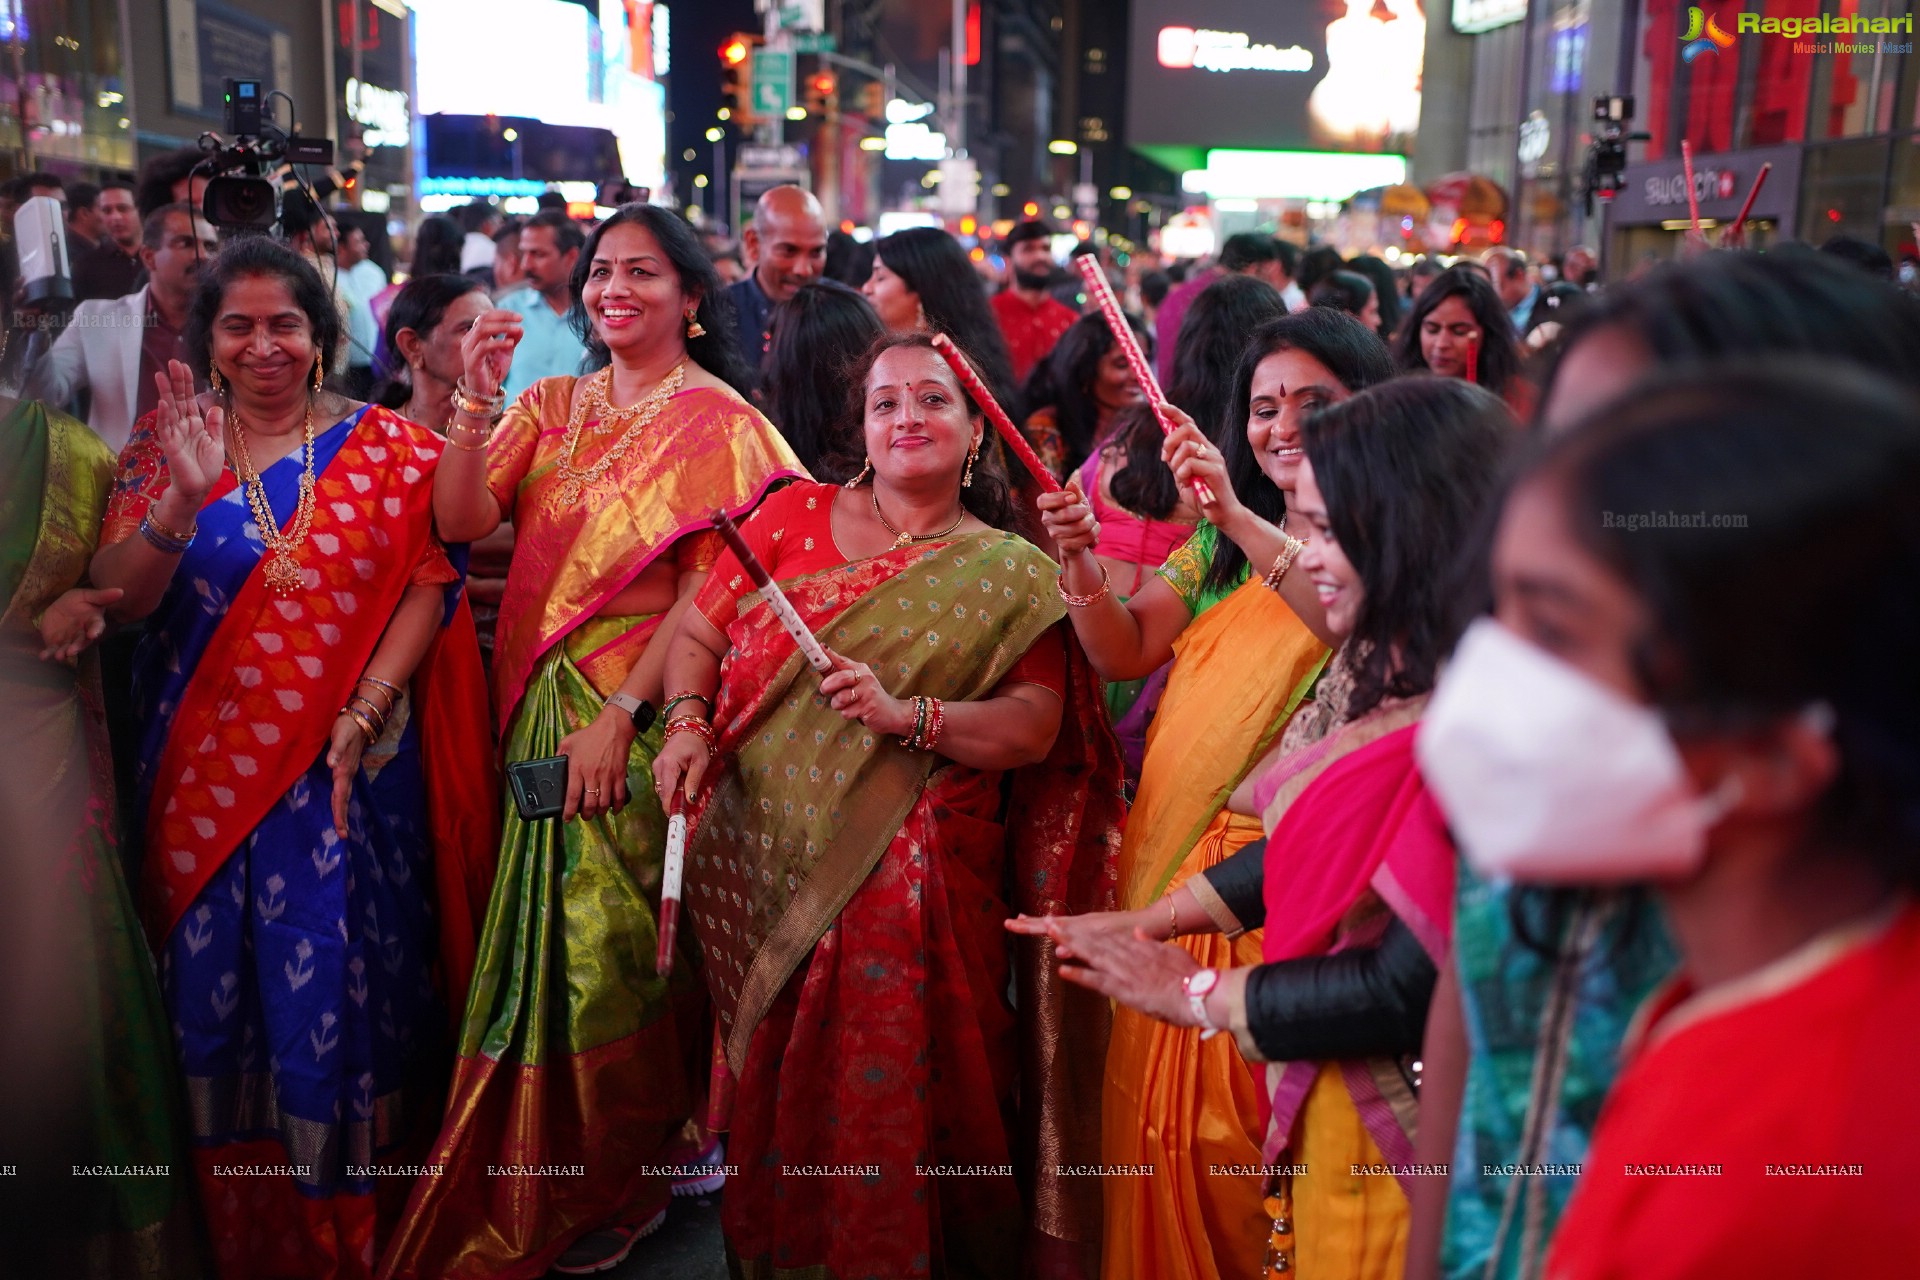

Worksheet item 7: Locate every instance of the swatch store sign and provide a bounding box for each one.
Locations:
[1610,145,1802,227]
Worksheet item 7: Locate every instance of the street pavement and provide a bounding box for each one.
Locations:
[602,1191,728,1279]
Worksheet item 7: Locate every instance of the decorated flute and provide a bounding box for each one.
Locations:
[1073,255,1216,505]
[708,508,834,674]
[656,788,688,977]
[930,332,1063,493]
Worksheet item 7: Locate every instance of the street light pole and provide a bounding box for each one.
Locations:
[950,0,966,154]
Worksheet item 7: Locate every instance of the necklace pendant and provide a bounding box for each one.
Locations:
[557,479,586,507]
[893,532,914,549]
[262,550,304,595]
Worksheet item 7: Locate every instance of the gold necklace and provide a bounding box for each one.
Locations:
[227,401,317,596]
[554,364,685,505]
[870,488,965,549]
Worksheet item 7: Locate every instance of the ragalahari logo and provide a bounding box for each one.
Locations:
[1681,7,1737,62]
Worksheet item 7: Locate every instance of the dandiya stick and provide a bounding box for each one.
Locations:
[1725,162,1772,246]
[656,788,687,976]
[1074,254,1217,505]
[930,332,1062,493]
[709,508,834,675]
[1465,331,1480,386]
[1681,139,1703,238]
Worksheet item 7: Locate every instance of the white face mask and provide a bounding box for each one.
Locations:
[1416,618,1743,885]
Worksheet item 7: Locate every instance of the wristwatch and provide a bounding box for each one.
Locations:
[604,692,657,734]
[1184,967,1222,1040]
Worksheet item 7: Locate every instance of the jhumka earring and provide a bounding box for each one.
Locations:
[685,310,707,340]
[962,441,979,488]
[312,360,325,392]
[844,457,873,488]
[209,365,224,394]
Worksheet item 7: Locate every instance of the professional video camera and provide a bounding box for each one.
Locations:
[1581,95,1650,216]
[197,79,335,230]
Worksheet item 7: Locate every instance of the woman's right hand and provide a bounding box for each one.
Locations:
[1005,906,1164,957]
[1036,479,1100,558]
[651,724,713,805]
[1160,405,1242,526]
[459,309,526,400]
[153,359,225,506]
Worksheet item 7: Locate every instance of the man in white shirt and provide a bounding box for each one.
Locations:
[28,203,216,453]
[335,219,390,396]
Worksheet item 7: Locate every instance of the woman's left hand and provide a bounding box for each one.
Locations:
[558,709,637,822]
[1056,925,1204,1026]
[37,586,124,662]
[326,715,369,839]
[818,649,913,737]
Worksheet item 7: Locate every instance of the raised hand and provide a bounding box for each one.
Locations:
[460,309,525,400]
[1036,479,1100,558]
[153,359,225,504]
[1160,405,1235,523]
[37,586,125,662]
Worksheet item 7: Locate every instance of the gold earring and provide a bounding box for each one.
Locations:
[312,361,324,393]
[686,311,706,340]
[209,365,224,394]
[963,441,979,488]
[844,457,873,489]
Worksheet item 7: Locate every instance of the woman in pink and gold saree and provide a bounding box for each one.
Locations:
[382,205,805,1278]
[651,334,1125,1280]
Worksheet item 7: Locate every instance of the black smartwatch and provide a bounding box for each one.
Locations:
[604,692,657,734]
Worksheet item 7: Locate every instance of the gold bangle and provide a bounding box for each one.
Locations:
[144,508,197,545]
[360,675,402,697]
[1167,896,1180,941]
[341,705,380,746]
[1263,536,1308,591]
[1057,564,1112,608]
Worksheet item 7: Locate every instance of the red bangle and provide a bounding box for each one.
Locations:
[923,697,946,751]
[666,717,716,754]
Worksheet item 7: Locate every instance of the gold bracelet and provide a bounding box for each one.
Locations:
[444,430,489,453]
[451,379,505,418]
[360,675,403,697]
[1057,563,1112,608]
[1263,535,1308,591]
[1167,896,1179,941]
[341,705,381,746]
[144,508,198,545]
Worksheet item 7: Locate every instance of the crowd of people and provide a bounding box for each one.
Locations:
[3,158,1920,1280]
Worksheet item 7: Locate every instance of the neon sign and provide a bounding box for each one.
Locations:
[1157,26,1312,73]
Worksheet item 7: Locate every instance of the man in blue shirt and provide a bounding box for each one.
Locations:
[726,185,827,367]
[498,209,587,400]
[1487,247,1542,338]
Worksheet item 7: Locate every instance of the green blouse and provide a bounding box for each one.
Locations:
[1154,521,1247,616]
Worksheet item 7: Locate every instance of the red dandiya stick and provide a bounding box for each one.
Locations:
[656,788,687,976]
[1465,331,1480,386]
[708,508,835,675]
[1681,139,1703,238]
[930,332,1062,493]
[1074,254,1217,505]
[1725,162,1772,246]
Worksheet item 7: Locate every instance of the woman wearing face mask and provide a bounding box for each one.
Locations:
[1021,378,1515,1279]
[1030,309,1394,1280]
[650,332,1123,1279]
[1404,249,1920,1280]
[384,205,806,1279]
[1419,363,1920,1278]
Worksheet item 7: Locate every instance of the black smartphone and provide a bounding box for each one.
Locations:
[506,755,570,821]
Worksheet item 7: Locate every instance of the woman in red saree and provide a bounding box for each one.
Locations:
[383,205,805,1278]
[1416,365,1920,1277]
[83,237,495,1280]
[1025,379,1516,1278]
[652,333,1124,1280]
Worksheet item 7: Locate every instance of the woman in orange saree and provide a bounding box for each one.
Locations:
[1030,310,1396,1279]
[652,334,1124,1280]
[382,205,805,1279]
[83,238,495,1280]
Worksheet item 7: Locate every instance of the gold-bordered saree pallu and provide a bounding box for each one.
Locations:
[0,401,204,1278]
[381,379,805,1280]
[689,532,1123,1280]
[1102,578,1329,1280]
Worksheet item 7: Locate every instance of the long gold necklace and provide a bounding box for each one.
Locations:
[227,402,317,596]
[554,363,685,506]
[870,488,965,549]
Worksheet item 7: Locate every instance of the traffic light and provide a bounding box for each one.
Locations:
[805,70,838,117]
[720,32,760,127]
[859,80,886,122]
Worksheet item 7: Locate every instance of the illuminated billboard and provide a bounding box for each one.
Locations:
[1127,0,1422,155]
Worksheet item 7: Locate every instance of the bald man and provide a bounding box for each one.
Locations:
[727,184,827,363]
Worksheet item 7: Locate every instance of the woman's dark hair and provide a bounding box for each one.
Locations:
[1308,269,1375,318]
[1345,254,1403,338]
[568,203,754,394]
[1295,245,1347,295]
[184,236,344,380]
[0,234,19,385]
[1305,377,1515,717]
[761,280,885,479]
[1110,273,1286,522]
[1538,250,1920,416]
[1202,308,1399,592]
[823,228,875,287]
[1020,310,1148,477]
[371,273,489,410]
[833,332,1026,537]
[872,226,1021,420]
[1528,361,1920,885]
[134,146,202,217]
[1393,263,1522,396]
[408,214,465,279]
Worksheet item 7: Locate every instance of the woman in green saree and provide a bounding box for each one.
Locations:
[1,289,204,1277]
